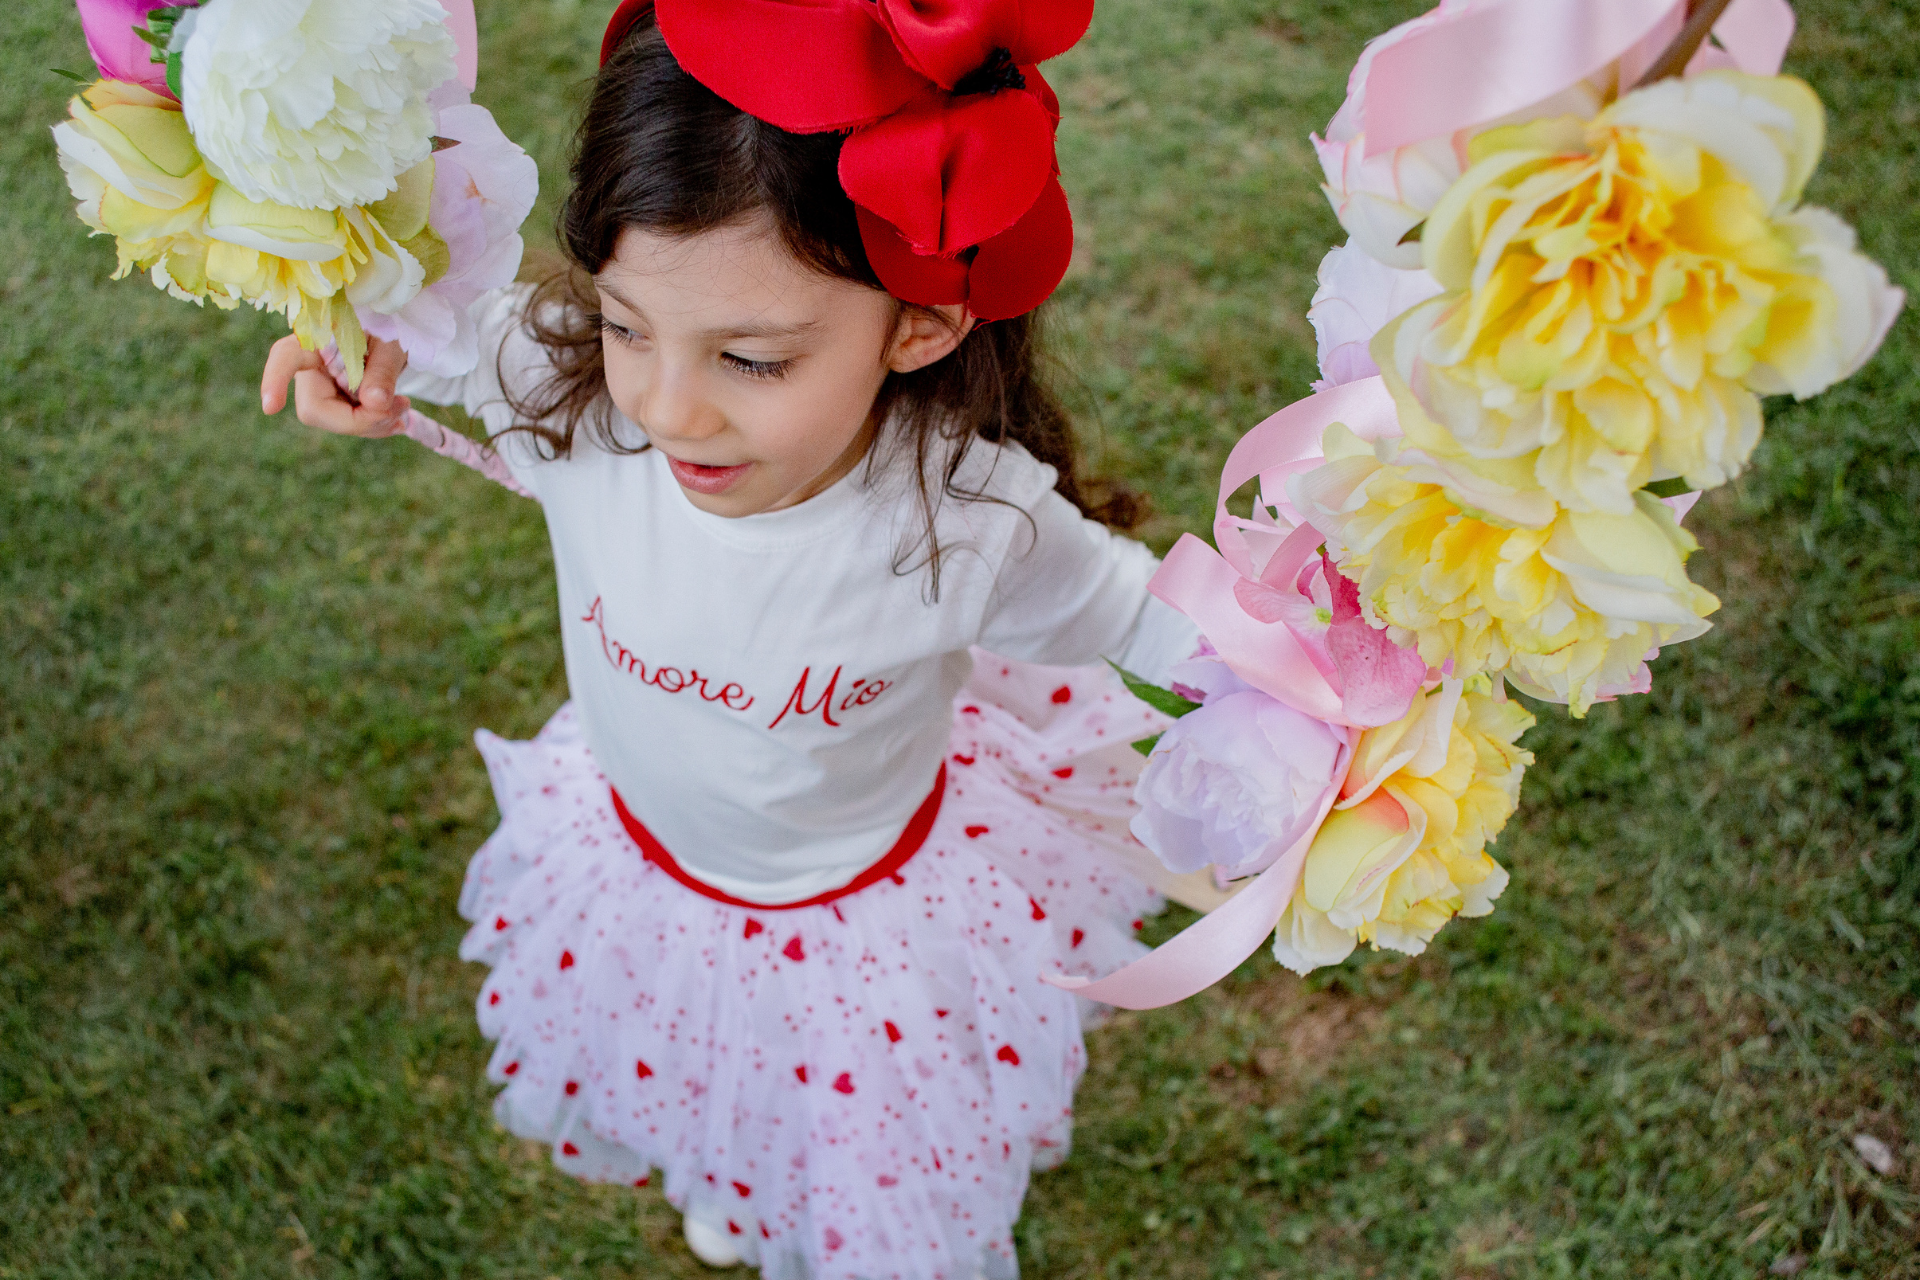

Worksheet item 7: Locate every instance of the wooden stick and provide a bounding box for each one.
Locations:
[1632,0,1740,89]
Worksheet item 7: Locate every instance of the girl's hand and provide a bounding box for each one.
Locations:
[260,335,413,437]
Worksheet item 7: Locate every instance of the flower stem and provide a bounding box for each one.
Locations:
[1632,0,1739,89]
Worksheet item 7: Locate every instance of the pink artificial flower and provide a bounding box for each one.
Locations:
[1149,383,1425,730]
[359,84,539,378]
[1228,552,1429,728]
[1322,559,1435,725]
[1161,652,1247,705]
[1167,638,1220,704]
[76,0,174,96]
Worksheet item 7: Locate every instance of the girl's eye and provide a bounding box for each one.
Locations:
[721,352,795,380]
[594,313,643,346]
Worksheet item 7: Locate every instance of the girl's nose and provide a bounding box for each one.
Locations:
[639,362,723,445]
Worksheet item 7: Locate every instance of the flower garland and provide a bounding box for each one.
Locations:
[54,0,537,386]
[1294,0,1900,718]
[1087,0,1902,998]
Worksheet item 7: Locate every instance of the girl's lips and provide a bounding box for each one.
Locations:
[666,456,752,495]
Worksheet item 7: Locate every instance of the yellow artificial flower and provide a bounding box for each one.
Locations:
[1273,679,1535,974]
[53,80,216,297]
[1377,71,1903,521]
[1289,424,1720,715]
[198,190,425,379]
[52,80,431,385]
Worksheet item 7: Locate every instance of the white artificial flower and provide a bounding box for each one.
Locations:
[178,0,457,211]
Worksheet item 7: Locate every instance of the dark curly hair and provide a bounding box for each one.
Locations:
[504,14,1141,591]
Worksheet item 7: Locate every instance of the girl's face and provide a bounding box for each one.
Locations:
[594,219,967,517]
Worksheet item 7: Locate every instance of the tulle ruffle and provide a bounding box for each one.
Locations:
[456,657,1169,1279]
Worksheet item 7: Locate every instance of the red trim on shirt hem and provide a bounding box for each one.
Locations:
[610,764,946,911]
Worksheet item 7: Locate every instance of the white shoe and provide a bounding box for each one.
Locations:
[682,1214,745,1268]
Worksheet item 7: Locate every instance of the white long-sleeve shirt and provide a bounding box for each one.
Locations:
[401,287,1197,903]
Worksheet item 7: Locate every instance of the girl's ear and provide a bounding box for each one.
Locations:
[885,304,975,374]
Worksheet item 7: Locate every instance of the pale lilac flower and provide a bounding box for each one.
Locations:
[1130,685,1345,879]
[1306,242,1442,390]
[360,85,539,377]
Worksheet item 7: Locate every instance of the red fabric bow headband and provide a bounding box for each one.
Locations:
[601,0,1090,320]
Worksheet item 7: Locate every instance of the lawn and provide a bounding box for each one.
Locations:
[2,0,1916,1277]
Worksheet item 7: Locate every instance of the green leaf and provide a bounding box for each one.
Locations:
[333,307,368,393]
[1130,733,1164,757]
[143,5,195,70]
[50,67,90,83]
[368,161,437,241]
[165,51,184,101]
[1106,659,1202,719]
[1645,477,1695,499]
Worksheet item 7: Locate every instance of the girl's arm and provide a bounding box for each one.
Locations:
[980,485,1202,686]
[259,288,538,499]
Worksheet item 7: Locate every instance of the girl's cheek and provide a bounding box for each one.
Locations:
[751,408,842,476]
[735,416,813,471]
[602,346,650,422]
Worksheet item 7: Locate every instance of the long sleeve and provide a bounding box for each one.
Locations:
[977,483,1200,686]
[393,285,529,422]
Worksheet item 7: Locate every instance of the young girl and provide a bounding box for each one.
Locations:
[263,7,1199,1277]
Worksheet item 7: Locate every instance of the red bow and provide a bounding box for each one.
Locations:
[603,0,1089,320]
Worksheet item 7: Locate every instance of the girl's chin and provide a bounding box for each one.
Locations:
[666,456,753,495]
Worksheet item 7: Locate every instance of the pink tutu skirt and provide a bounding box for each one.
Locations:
[457,656,1173,1280]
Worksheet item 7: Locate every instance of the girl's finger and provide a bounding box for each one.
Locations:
[291,367,359,434]
[293,367,411,439]
[356,337,411,414]
[261,335,322,414]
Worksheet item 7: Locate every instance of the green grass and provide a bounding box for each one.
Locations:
[2,0,1916,1276]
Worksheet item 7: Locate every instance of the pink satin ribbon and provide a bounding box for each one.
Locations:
[1154,527,1343,720]
[1041,380,1398,1009]
[1207,378,1400,573]
[402,409,532,498]
[1362,0,1796,158]
[1044,729,1355,1010]
[1148,377,1399,725]
[1705,0,1795,76]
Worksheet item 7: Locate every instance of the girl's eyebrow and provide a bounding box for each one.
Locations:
[703,319,820,341]
[596,281,818,341]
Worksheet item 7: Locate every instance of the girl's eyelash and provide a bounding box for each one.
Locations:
[593,313,639,345]
[594,313,792,380]
[721,353,795,380]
